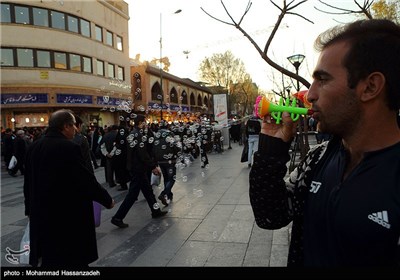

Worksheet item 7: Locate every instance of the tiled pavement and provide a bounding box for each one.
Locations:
[1,138,311,278]
[2,136,393,278]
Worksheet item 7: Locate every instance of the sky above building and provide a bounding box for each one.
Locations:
[128,0,357,92]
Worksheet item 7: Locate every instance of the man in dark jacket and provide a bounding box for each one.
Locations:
[24,109,114,267]
[111,114,167,228]
[72,115,93,173]
[249,19,400,266]
[245,116,261,167]
[153,120,181,205]
[99,125,118,188]
[8,129,29,177]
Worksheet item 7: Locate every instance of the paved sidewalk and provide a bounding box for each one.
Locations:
[1,141,291,268]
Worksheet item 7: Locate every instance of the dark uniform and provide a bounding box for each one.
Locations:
[250,135,400,266]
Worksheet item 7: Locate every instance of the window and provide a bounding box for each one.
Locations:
[95,25,102,42]
[170,88,178,103]
[117,66,124,80]
[181,91,188,104]
[17,48,33,67]
[108,63,115,78]
[70,54,81,71]
[37,50,51,68]
[1,48,14,66]
[82,56,92,73]
[1,3,11,23]
[80,19,90,37]
[15,6,30,24]
[67,15,78,33]
[50,10,65,30]
[106,30,113,46]
[116,35,123,51]
[97,60,104,76]
[33,7,49,27]
[54,52,67,69]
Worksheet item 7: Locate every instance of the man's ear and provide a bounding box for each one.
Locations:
[360,72,385,102]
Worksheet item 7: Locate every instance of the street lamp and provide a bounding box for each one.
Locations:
[287,53,307,172]
[287,54,305,91]
[159,9,182,121]
[226,65,232,149]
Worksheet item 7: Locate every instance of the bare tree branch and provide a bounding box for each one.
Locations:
[315,0,374,19]
[286,12,314,23]
[201,0,313,90]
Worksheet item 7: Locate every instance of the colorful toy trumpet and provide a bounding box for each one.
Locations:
[292,90,312,109]
[254,95,313,124]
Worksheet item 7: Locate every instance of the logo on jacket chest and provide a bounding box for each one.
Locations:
[310,181,322,193]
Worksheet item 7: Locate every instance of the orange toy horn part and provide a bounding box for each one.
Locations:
[293,90,312,109]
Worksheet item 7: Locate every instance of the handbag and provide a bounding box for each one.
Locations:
[151,173,161,187]
[240,141,249,162]
[93,202,102,227]
[19,222,30,264]
[8,155,17,170]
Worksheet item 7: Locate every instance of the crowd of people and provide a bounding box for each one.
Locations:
[1,111,230,267]
[15,110,230,267]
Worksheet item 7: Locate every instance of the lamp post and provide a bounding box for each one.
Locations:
[287,54,305,91]
[287,53,307,172]
[159,9,182,121]
[226,65,232,149]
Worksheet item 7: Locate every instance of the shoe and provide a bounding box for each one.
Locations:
[111,217,128,228]
[152,210,168,218]
[109,183,116,188]
[158,194,168,206]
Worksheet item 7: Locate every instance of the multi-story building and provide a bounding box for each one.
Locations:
[130,62,213,123]
[1,0,130,130]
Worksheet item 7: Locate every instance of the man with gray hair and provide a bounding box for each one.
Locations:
[24,109,115,267]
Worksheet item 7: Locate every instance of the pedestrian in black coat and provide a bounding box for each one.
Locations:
[24,109,114,267]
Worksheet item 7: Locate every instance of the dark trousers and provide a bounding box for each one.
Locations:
[89,150,99,168]
[105,157,115,186]
[200,143,209,167]
[159,163,176,199]
[9,158,24,175]
[113,171,158,220]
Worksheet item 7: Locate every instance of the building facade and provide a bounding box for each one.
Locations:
[1,0,131,130]
[130,62,213,123]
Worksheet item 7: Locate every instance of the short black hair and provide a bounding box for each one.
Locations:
[133,114,146,126]
[315,19,400,111]
[74,115,83,126]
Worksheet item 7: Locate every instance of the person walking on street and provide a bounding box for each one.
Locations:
[100,125,118,188]
[246,116,261,167]
[3,128,15,172]
[249,19,400,267]
[72,115,94,173]
[111,114,167,228]
[153,120,181,206]
[24,109,114,267]
[113,124,130,191]
[8,130,29,177]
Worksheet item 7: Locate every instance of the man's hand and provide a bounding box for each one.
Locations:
[152,166,161,176]
[109,199,115,209]
[261,112,298,143]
